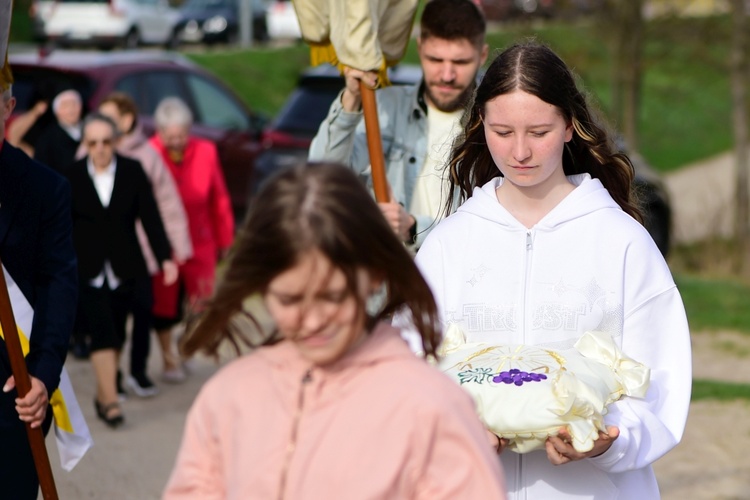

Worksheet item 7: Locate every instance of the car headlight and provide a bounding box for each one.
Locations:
[203,16,228,33]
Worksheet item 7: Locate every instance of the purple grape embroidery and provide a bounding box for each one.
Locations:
[492,368,547,386]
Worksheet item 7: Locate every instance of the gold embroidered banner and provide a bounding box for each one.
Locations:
[291,0,419,84]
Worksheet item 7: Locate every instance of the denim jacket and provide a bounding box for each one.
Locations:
[309,83,442,248]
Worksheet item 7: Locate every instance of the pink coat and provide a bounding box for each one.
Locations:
[119,127,193,273]
[163,323,507,499]
[149,135,234,266]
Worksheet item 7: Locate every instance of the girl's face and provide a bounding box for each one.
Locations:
[264,249,373,366]
[483,89,573,193]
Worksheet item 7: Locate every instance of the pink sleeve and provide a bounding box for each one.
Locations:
[163,391,225,499]
[413,389,507,499]
[207,145,235,250]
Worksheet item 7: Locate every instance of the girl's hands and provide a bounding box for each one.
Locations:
[486,429,509,454]
[545,426,620,465]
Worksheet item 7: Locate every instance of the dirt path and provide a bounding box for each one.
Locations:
[654,330,750,500]
[37,329,750,499]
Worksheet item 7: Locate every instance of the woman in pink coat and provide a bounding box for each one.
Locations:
[163,163,507,499]
[149,97,234,383]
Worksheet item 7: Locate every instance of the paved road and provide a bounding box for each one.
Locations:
[40,336,219,499]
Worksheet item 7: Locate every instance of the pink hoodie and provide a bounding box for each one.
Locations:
[164,323,507,499]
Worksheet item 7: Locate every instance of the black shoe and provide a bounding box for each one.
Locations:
[126,372,159,398]
[94,399,124,429]
[116,370,127,402]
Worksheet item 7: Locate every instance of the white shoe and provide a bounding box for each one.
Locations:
[125,374,160,398]
[161,367,187,384]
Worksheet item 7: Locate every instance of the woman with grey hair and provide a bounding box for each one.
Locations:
[149,96,234,383]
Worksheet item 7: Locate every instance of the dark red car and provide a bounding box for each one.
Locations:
[8,49,268,222]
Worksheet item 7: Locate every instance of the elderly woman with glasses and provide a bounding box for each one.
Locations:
[65,112,178,428]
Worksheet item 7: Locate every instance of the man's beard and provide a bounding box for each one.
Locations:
[424,81,475,113]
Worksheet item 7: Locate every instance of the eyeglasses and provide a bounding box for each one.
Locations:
[86,138,114,147]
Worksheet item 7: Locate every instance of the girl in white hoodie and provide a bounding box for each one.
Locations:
[414,41,691,499]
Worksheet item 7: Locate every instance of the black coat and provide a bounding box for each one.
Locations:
[65,155,172,283]
[0,141,78,399]
[33,122,80,173]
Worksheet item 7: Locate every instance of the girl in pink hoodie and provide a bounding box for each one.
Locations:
[163,163,507,499]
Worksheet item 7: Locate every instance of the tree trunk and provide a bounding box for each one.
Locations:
[730,0,750,274]
[606,0,644,151]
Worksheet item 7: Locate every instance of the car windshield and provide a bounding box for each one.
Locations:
[273,85,340,137]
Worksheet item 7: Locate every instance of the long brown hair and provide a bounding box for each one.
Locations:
[446,41,642,222]
[181,163,442,358]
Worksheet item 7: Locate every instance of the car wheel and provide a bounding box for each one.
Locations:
[643,200,671,257]
[225,29,238,46]
[166,28,181,50]
[124,28,140,49]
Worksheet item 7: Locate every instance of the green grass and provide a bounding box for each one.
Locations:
[187,43,311,117]
[675,274,750,333]
[9,1,34,43]
[692,379,750,401]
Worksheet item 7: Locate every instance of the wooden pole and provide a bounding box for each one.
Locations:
[360,82,390,203]
[0,260,58,499]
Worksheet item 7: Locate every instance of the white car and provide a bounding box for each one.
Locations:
[30,0,181,49]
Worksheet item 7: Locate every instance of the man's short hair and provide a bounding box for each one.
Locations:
[420,0,486,48]
[1,85,11,103]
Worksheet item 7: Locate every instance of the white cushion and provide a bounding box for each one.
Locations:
[437,326,650,453]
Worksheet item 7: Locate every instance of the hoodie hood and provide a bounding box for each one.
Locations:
[457,173,622,231]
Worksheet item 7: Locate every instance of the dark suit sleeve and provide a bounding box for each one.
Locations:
[133,162,172,265]
[24,177,78,393]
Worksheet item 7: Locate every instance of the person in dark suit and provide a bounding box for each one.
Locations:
[0,86,78,499]
[66,112,178,428]
[33,89,83,173]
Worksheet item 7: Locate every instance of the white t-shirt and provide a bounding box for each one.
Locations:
[87,157,120,288]
[409,105,463,226]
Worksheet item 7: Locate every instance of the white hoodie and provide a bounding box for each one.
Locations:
[414,174,691,500]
